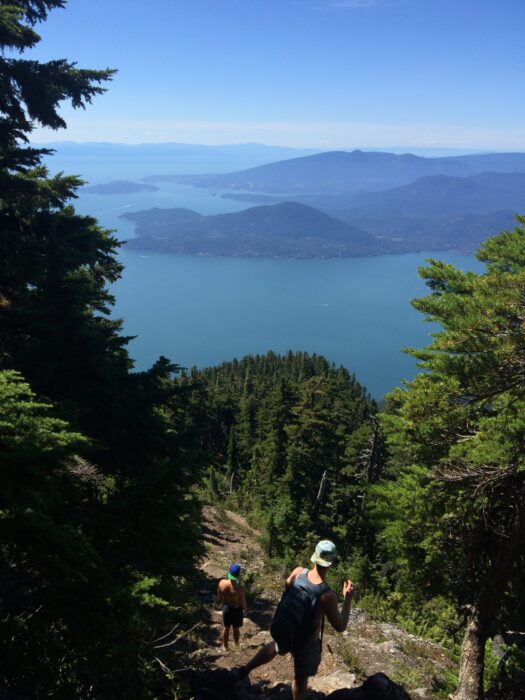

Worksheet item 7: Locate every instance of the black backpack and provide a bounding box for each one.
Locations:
[270,569,329,653]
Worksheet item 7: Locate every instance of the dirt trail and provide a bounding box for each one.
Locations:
[191,507,453,700]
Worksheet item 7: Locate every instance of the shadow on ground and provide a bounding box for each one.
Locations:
[188,669,411,700]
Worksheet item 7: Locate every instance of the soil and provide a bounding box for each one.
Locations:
[189,507,456,700]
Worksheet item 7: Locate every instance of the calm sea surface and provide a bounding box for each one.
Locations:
[113,248,482,398]
[52,152,484,398]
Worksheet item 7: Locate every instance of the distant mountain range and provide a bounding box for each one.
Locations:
[144,150,525,194]
[223,171,525,220]
[124,163,525,257]
[123,202,383,258]
[37,140,317,158]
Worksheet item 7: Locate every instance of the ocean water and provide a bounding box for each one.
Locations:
[112,248,483,398]
[50,150,484,398]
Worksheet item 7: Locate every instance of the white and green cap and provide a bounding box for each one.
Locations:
[311,540,337,567]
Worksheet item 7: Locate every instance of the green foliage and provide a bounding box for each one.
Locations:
[187,351,380,562]
[390,659,424,691]
[370,217,525,696]
[0,4,206,697]
[430,668,459,699]
[483,639,500,692]
[0,367,204,698]
[496,642,525,698]
[339,646,367,678]
[242,569,263,603]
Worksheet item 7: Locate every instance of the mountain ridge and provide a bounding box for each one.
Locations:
[143,149,525,194]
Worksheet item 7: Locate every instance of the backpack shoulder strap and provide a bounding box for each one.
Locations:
[318,582,330,646]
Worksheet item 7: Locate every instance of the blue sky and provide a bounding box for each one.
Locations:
[27,0,525,149]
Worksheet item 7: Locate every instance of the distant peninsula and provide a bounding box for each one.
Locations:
[143,150,525,195]
[122,201,387,258]
[81,180,159,195]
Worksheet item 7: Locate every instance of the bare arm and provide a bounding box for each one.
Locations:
[240,586,248,615]
[217,581,224,603]
[324,580,355,633]
[285,566,304,588]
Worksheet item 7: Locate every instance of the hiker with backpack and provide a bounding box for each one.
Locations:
[217,563,248,651]
[233,540,354,700]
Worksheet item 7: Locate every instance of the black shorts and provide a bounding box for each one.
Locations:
[292,639,322,680]
[222,604,243,628]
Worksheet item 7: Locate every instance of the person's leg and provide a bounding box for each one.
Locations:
[292,676,308,700]
[292,639,320,700]
[233,626,240,646]
[222,625,231,650]
[238,641,277,677]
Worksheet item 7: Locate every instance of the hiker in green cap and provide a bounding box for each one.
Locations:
[232,540,355,700]
[217,563,248,651]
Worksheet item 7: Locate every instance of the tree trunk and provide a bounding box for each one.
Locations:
[452,605,487,700]
[453,479,525,700]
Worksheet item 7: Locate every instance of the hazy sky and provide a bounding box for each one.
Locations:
[27,0,525,149]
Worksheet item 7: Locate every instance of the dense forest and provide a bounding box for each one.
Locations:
[184,352,379,564]
[1,3,524,699]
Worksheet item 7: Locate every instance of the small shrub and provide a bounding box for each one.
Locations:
[484,638,500,692]
[340,646,366,677]
[430,667,458,698]
[390,659,423,690]
[243,570,263,601]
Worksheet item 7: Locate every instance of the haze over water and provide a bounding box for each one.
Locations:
[52,148,484,398]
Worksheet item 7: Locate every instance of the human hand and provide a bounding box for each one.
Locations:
[342,580,355,599]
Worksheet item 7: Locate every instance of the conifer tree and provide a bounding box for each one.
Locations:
[0,1,129,448]
[376,218,525,699]
[0,4,205,696]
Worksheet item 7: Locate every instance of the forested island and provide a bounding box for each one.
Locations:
[1,3,525,700]
[123,202,383,257]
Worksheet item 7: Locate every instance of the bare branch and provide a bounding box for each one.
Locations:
[147,623,180,645]
[64,455,106,487]
[153,621,202,649]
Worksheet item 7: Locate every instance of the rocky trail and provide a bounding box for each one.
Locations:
[187,507,455,700]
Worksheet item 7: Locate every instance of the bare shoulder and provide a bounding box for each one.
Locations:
[217,578,228,591]
[286,566,305,585]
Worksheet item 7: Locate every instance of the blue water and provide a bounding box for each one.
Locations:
[113,249,482,398]
[48,150,484,398]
